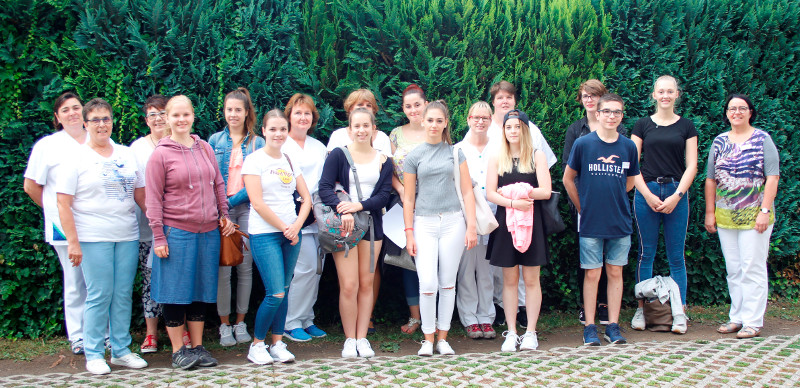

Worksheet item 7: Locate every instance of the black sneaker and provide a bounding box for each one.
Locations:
[191,345,218,367]
[172,345,201,370]
[517,307,528,328]
[597,304,610,325]
[578,308,586,325]
[493,304,506,326]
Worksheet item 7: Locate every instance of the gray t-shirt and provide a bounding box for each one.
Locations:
[404,142,466,216]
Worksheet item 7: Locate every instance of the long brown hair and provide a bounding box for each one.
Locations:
[224,87,258,147]
[422,100,452,145]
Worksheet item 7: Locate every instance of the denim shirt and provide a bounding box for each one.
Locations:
[208,127,265,208]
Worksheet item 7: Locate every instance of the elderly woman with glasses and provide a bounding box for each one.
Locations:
[704,94,780,339]
[56,98,148,374]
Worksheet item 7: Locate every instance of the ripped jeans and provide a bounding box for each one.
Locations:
[250,232,302,340]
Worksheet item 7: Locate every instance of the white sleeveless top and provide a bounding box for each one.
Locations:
[348,152,381,200]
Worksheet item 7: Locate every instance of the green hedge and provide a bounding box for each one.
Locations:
[1,0,798,338]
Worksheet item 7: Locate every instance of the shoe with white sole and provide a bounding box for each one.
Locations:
[232,322,252,344]
[417,340,433,356]
[342,338,358,358]
[219,324,236,347]
[356,338,375,358]
[269,340,295,363]
[631,307,645,331]
[86,359,111,375]
[501,331,519,352]
[110,353,148,369]
[519,331,538,350]
[247,342,273,365]
[436,340,455,355]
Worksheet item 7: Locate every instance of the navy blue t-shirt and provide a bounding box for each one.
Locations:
[566,131,640,239]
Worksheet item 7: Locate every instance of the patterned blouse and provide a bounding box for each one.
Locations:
[389,126,424,184]
[706,128,780,229]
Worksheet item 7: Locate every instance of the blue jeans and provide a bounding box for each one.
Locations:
[402,268,420,306]
[634,180,689,303]
[250,232,302,340]
[80,241,138,360]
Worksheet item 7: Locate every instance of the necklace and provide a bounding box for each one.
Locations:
[148,134,157,148]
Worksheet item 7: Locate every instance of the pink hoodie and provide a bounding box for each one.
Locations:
[145,134,229,247]
[501,182,534,253]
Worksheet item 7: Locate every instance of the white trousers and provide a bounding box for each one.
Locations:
[456,243,495,326]
[217,204,253,316]
[492,266,526,308]
[718,225,773,328]
[53,244,86,341]
[284,233,323,330]
[414,212,466,334]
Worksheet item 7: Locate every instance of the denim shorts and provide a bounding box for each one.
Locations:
[579,236,631,269]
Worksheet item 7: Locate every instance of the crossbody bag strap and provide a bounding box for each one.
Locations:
[339,146,375,273]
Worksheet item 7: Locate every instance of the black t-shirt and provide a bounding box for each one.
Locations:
[631,116,698,182]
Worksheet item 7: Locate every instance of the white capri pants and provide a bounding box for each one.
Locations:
[718,225,773,328]
[53,244,86,341]
[414,211,466,334]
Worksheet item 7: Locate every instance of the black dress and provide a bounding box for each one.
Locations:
[487,161,549,267]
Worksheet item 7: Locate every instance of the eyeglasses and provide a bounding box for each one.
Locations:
[598,109,624,117]
[87,117,112,126]
[727,106,750,113]
[146,111,167,120]
[581,94,598,101]
[469,116,491,122]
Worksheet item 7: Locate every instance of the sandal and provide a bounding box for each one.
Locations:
[368,318,376,335]
[736,326,761,339]
[717,322,743,334]
[401,317,422,334]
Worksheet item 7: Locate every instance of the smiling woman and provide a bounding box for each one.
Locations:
[54,98,148,375]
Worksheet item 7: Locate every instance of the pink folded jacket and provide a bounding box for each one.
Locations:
[500,182,534,253]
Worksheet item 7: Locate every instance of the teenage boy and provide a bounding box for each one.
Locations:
[563,93,639,346]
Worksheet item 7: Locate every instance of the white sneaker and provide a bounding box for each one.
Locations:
[672,314,688,334]
[501,331,519,352]
[110,353,148,369]
[247,342,274,365]
[417,340,433,356]
[269,340,295,363]
[342,338,358,358]
[356,338,375,358]
[631,307,646,331]
[233,322,252,343]
[519,331,538,350]
[219,324,236,347]
[436,340,455,355]
[86,359,111,375]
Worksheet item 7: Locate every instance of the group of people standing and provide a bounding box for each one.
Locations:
[23,75,780,374]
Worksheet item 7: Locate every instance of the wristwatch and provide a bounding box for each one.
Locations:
[675,190,684,198]
[760,207,771,214]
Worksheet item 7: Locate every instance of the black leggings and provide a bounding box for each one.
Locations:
[162,302,207,327]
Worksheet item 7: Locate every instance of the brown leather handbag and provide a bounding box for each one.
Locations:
[220,223,248,267]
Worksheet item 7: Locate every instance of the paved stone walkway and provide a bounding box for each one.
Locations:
[2,334,800,387]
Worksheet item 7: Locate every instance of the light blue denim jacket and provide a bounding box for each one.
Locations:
[208,127,265,208]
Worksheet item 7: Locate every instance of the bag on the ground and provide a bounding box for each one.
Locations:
[312,147,374,269]
[643,298,673,332]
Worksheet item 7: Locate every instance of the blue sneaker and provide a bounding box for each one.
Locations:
[304,325,327,338]
[583,324,601,346]
[284,328,312,342]
[604,323,627,344]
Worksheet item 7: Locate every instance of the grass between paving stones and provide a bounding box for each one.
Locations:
[3,300,800,361]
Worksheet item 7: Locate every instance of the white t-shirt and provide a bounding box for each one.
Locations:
[479,120,558,168]
[129,136,156,241]
[282,135,327,234]
[241,150,300,235]
[327,127,393,157]
[348,152,381,201]
[55,144,144,242]
[24,130,88,245]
